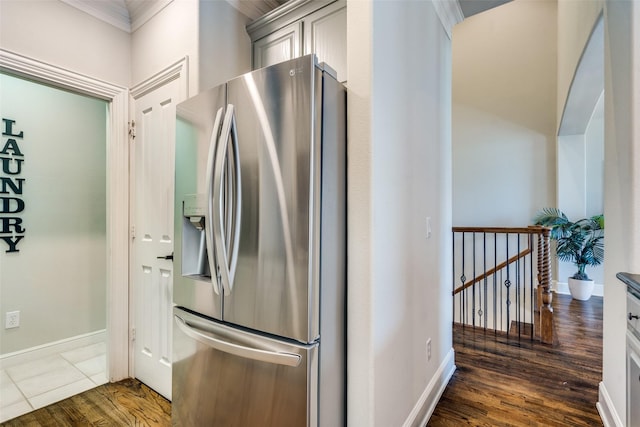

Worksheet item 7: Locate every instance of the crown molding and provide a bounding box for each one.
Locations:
[431,0,464,40]
[58,0,174,34]
[127,0,174,33]
[59,0,131,32]
[246,0,334,41]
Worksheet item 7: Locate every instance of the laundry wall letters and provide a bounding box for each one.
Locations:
[1,118,25,253]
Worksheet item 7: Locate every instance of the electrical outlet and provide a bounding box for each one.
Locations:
[6,311,20,329]
[426,338,432,361]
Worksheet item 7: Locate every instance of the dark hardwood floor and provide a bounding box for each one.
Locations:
[2,378,170,426]
[3,294,602,426]
[429,293,603,426]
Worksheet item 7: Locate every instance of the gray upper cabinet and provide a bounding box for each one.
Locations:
[252,22,302,70]
[303,2,346,82]
[247,0,346,83]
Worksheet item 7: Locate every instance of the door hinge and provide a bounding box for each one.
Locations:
[130,225,136,240]
[131,328,136,342]
[128,120,136,141]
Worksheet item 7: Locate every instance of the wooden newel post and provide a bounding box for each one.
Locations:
[538,227,554,344]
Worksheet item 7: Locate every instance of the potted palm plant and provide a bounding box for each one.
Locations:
[533,208,604,300]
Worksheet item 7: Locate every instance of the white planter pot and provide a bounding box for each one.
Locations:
[568,277,595,301]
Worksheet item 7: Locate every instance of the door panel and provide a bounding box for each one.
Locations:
[253,22,302,69]
[172,307,317,426]
[222,56,318,343]
[303,1,347,83]
[132,77,182,399]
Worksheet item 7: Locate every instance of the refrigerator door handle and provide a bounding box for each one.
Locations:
[206,107,224,296]
[174,314,301,367]
[228,107,241,289]
[213,104,241,296]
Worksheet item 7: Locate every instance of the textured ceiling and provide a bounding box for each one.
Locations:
[62,0,509,36]
[225,0,288,21]
[458,0,512,18]
[60,0,288,33]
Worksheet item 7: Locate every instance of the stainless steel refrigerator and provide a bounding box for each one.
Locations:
[172,55,346,427]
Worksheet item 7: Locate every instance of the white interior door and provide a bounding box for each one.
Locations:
[131,70,184,400]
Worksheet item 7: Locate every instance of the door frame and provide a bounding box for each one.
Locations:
[128,56,189,377]
[0,48,130,381]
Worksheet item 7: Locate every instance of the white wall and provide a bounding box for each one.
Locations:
[586,94,604,218]
[198,0,252,91]
[453,105,553,226]
[131,0,198,91]
[131,0,251,95]
[584,96,604,286]
[557,134,587,219]
[347,0,453,425]
[0,73,107,354]
[556,94,605,287]
[452,0,557,228]
[601,0,640,424]
[0,0,130,88]
[556,89,605,224]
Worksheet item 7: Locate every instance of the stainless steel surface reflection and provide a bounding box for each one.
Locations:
[173,55,346,427]
[223,58,316,343]
[172,307,317,427]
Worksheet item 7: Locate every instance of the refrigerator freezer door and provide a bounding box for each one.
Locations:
[174,84,226,320]
[223,55,319,343]
[172,307,318,426]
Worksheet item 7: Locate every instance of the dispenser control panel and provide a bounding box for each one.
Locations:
[184,194,207,217]
[181,193,210,278]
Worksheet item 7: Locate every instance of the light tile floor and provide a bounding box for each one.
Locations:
[0,341,107,423]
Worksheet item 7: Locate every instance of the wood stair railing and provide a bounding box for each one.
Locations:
[453,247,532,295]
[452,226,553,344]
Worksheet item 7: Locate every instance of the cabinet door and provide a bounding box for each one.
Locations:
[630,340,640,427]
[303,1,346,82]
[253,22,302,69]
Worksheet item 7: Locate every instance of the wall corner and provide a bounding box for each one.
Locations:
[597,381,624,427]
[431,0,464,39]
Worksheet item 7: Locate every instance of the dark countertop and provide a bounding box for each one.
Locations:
[617,272,640,295]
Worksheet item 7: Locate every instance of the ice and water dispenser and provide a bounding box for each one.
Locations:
[181,193,211,279]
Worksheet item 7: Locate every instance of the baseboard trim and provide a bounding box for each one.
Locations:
[0,329,106,370]
[597,381,624,427]
[553,280,604,297]
[403,348,456,427]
